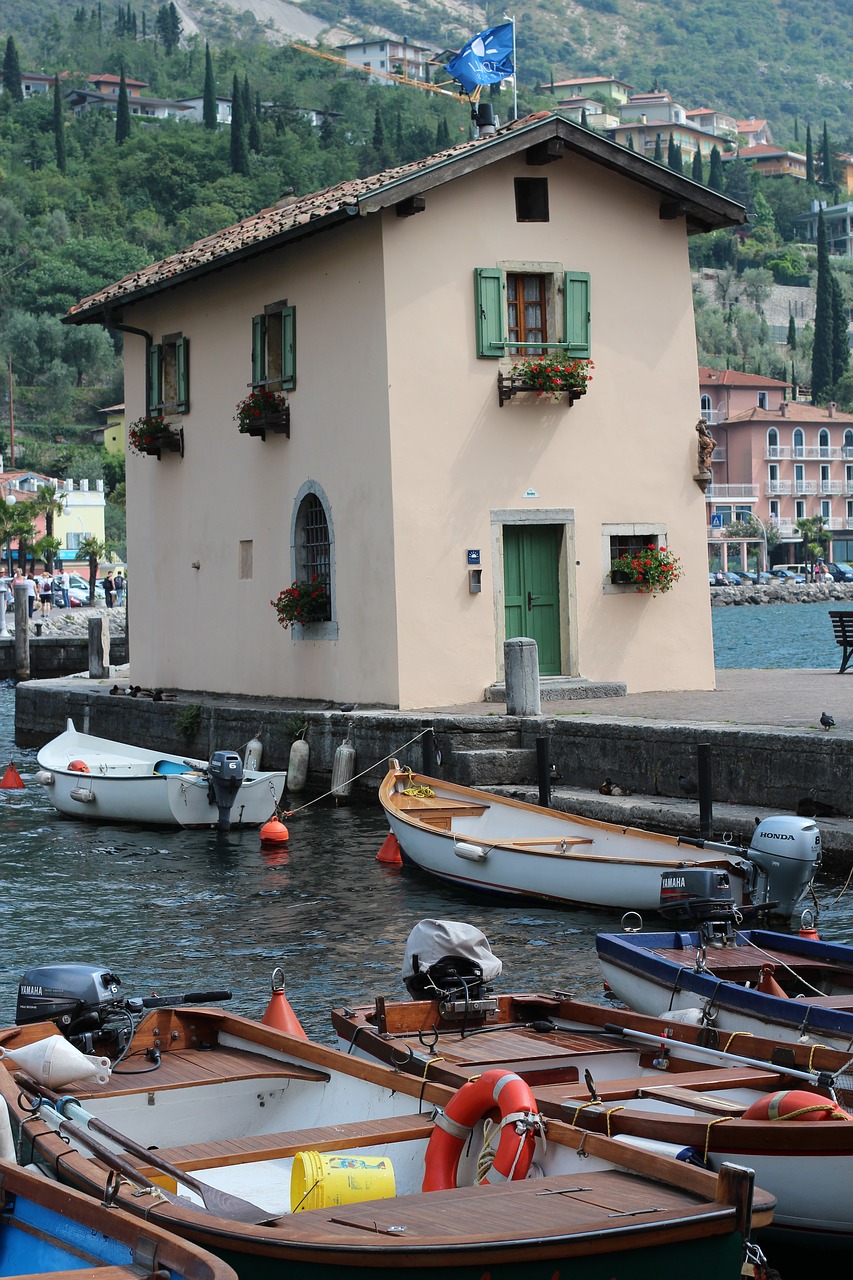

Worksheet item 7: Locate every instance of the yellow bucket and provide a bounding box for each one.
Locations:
[291,1150,396,1213]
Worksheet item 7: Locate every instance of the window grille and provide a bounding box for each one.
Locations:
[297,494,332,620]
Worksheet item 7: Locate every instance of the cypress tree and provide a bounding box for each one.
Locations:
[626,134,634,151]
[435,116,450,148]
[691,148,703,183]
[653,134,663,163]
[805,125,814,183]
[202,42,217,129]
[229,73,249,175]
[708,145,724,191]
[115,65,131,144]
[248,110,261,154]
[580,107,588,127]
[2,36,23,101]
[53,75,67,174]
[830,274,850,387]
[372,108,384,151]
[241,74,251,118]
[793,117,799,142]
[821,121,834,189]
[786,315,797,350]
[812,210,834,403]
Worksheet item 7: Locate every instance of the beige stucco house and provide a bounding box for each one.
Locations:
[65,113,743,708]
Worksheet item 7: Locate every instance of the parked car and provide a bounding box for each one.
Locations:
[737,570,774,585]
[712,571,743,586]
[68,573,105,600]
[827,562,853,582]
[771,567,806,583]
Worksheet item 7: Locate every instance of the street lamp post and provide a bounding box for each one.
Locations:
[750,513,769,572]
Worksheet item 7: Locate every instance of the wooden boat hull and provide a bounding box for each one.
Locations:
[0,1157,235,1279]
[0,1009,772,1279]
[379,763,753,914]
[332,991,853,1245]
[36,720,285,828]
[596,927,853,1051]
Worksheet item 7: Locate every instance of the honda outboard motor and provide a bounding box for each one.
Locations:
[402,919,501,1018]
[747,816,822,917]
[207,750,244,830]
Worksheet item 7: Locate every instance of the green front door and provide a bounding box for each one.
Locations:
[503,525,562,675]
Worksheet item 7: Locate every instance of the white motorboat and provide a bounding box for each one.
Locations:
[379,760,821,918]
[36,718,285,830]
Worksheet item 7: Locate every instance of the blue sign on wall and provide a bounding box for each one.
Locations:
[711,514,724,528]
[467,549,481,565]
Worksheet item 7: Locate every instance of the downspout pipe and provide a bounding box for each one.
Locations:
[103,315,153,416]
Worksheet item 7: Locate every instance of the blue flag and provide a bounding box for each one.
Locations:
[445,22,514,94]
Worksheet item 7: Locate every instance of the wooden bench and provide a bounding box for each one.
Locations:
[829,610,853,673]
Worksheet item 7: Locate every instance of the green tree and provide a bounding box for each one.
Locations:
[691,148,703,183]
[795,515,829,575]
[812,210,834,403]
[79,534,107,603]
[653,134,663,163]
[202,42,217,130]
[2,37,23,102]
[52,75,67,175]
[229,73,249,176]
[787,315,797,350]
[820,120,836,190]
[707,145,724,191]
[155,3,181,54]
[805,125,815,183]
[741,267,774,315]
[29,487,67,569]
[830,273,850,388]
[115,66,131,144]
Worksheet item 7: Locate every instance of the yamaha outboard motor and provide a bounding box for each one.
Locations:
[659,869,736,922]
[402,919,501,1018]
[747,816,822,917]
[207,750,244,830]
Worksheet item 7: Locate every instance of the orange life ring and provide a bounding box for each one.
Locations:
[742,1090,851,1122]
[422,1069,540,1192]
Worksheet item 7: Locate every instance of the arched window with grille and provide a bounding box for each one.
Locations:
[290,482,336,636]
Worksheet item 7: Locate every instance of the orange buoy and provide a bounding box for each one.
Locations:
[261,967,306,1039]
[799,909,820,942]
[743,1090,851,1122]
[376,832,402,865]
[756,964,788,998]
[68,760,90,774]
[0,763,25,790]
[260,817,289,845]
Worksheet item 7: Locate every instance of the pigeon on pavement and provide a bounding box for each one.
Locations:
[820,711,836,730]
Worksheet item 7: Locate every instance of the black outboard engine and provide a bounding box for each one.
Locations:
[402,919,501,1018]
[659,868,737,923]
[207,751,244,829]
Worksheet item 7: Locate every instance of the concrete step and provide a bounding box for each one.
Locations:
[484,677,627,703]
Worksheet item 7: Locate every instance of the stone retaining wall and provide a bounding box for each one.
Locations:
[711,582,853,607]
[1,637,128,678]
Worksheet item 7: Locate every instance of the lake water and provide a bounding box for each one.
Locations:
[713,598,847,668]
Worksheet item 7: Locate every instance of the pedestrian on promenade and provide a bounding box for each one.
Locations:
[114,571,124,607]
[39,571,52,615]
[60,567,70,609]
[25,573,36,619]
[103,572,115,609]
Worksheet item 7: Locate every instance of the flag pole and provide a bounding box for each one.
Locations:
[505,13,517,120]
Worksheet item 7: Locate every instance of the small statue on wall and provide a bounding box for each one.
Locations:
[695,417,716,475]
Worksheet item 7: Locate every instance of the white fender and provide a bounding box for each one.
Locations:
[0,1036,111,1088]
[0,1096,16,1162]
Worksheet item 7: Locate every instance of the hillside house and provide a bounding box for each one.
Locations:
[336,38,432,84]
[799,201,853,257]
[65,113,744,708]
[685,108,738,142]
[547,76,634,105]
[725,144,807,181]
[607,120,731,164]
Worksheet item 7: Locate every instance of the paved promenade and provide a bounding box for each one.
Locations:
[418,668,850,733]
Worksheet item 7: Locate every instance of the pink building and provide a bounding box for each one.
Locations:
[699,369,853,566]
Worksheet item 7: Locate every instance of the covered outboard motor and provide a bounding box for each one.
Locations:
[747,816,822,917]
[402,919,501,1017]
[207,751,244,830]
[659,868,736,922]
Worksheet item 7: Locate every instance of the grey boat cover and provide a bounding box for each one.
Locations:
[401,919,503,983]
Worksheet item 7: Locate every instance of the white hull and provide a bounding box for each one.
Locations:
[381,762,751,913]
[37,721,285,829]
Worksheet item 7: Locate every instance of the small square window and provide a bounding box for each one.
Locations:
[514,178,549,222]
[239,540,253,580]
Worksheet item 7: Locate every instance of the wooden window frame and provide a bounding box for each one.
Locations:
[252,300,296,393]
[149,333,189,415]
[474,264,590,360]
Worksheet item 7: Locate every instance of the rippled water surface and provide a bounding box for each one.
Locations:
[713,599,847,668]
[2,675,852,1044]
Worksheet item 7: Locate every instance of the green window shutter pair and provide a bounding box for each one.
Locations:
[473,268,591,358]
[148,338,189,413]
[251,308,296,389]
[175,337,189,413]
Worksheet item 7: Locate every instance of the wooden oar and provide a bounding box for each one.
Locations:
[601,1024,846,1091]
[16,1074,272,1225]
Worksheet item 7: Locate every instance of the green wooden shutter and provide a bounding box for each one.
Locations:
[175,337,189,413]
[474,268,505,358]
[148,343,162,410]
[251,314,265,387]
[281,306,296,390]
[564,271,591,356]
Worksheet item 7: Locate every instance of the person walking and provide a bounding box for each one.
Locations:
[38,571,53,615]
[114,571,124,607]
[103,572,115,609]
[25,573,36,619]
[60,567,70,609]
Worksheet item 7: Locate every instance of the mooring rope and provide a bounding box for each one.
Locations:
[281,727,433,818]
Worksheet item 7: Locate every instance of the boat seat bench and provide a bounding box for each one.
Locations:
[130,1111,435,1176]
[830,610,853,674]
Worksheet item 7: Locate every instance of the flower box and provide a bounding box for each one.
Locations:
[142,428,183,459]
[610,545,682,596]
[128,416,183,460]
[239,407,291,441]
[609,569,635,585]
[498,373,588,408]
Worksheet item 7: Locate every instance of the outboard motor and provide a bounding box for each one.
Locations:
[659,868,736,923]
[402,919,501,1018]
[746,816,822,917]
[207,750,244,830]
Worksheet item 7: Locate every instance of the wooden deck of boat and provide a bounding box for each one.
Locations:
[383,1026,626,1070]
[654,945,838,973]
[74,1044,329,1101]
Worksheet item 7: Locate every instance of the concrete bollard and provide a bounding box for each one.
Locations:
[13,583,29,680]
[504,637,541,716]
[88,614,111,679]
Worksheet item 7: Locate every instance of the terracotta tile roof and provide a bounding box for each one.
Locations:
[699,367,791,388]
[734,144,804,161]
[65,112,746,323]
[725,405,853,423]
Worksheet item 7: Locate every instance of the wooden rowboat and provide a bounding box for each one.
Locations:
[0,1157,235,1280]
[332,983,853,1245]
[35,719,285,829]
[378,760,820,918]
[0,1006,772,1280]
